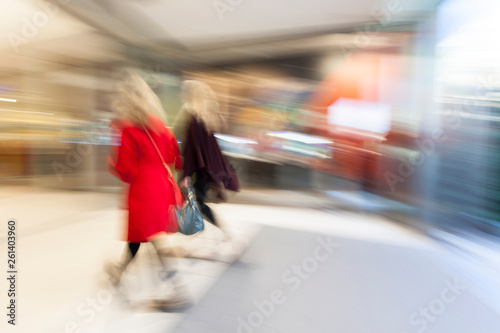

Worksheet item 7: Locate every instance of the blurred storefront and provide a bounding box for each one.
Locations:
[3,0,500,236]
[182,34,416,193]
[0,65,185,191]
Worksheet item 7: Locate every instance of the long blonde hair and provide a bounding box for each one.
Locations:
[112,72,168,130]
[180,80,225,133]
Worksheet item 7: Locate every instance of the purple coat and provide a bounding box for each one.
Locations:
[182,117,239,194]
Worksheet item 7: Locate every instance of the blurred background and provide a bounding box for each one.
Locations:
[2,0,500,332]
[2,0,499,235]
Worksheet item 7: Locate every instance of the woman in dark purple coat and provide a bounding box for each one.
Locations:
[176,80,239,230]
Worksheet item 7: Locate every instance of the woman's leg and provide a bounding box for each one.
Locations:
[193,175,217,226]
[106,242,141,286]
[150,236,190,302]
[150,238,178,280]
[123,242,141,266]
[193,174,235,244]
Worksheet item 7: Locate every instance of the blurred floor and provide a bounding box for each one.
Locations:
[175,226,499,333]
[0,186,499,332]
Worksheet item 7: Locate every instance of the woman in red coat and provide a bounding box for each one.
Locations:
[106,73,184,291]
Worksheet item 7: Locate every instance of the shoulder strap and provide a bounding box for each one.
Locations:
[142,125,173,179]
[142,125,184,209]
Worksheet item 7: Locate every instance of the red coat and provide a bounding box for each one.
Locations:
[109,116,182,242]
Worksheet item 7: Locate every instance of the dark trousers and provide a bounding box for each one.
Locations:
[128,242,141,259]
[193,173,217,226]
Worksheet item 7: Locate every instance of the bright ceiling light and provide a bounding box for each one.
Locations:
[0,98,17,102]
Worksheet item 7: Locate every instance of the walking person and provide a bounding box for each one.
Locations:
[106,73,188,305]
[175,80,240,251]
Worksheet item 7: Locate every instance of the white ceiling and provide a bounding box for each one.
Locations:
[0,0,442,71]
[69,0,441,48]
[61,0,441,64]
[0,0,125,74]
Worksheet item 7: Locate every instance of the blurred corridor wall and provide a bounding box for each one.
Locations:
[421,0,500,233]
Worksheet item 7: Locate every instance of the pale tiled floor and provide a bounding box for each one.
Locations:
[0,186,498,332]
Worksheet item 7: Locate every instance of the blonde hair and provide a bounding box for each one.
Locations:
[180,80,225,133]
[112,72,168,129]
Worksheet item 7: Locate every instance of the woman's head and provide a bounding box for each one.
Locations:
[180,80,225,133]
[112,72,167,128]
